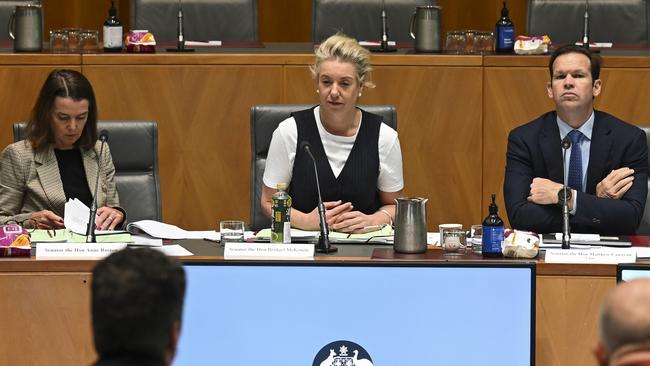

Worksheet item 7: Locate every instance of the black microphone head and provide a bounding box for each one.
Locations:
[99,130,109,142]
[299,141,312,153]
[561,136,571,150]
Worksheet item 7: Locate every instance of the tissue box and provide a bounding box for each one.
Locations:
[502,229,539,258]
[514,35,551,55]
[0,224,31,257]
[125,30,156,53]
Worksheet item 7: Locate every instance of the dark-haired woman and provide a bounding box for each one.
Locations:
[0,69,124,230]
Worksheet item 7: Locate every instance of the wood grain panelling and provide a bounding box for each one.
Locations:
[0,273,95,366]
[258,0,312,42]
[536,276,615,366]
[483,67,553,227]
[286,64,483,231]
[0,65,82,145]
[83,65,284,230]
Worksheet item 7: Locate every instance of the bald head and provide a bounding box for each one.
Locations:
[600,279,650,355]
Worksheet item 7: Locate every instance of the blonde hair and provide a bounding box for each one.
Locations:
[310,33,376,89]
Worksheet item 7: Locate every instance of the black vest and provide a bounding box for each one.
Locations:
[288,107,382,214]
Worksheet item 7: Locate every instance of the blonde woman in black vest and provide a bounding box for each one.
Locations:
[262,33,404,233]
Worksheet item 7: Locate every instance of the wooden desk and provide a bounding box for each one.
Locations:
[0,242,627,366]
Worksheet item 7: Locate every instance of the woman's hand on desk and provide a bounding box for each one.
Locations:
[31,210,65,229]
[96,206,125,230]
[331,211,380,233]
[300,200,352,230]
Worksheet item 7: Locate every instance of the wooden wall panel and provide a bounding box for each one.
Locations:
[483,67,553,227]
[536,276,615,366]
[84,65,284,230]
[0,65,82,146]
[285,64,483,231]
[0,273,95,366]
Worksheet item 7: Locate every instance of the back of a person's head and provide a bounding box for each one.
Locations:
[600,279,650,365]
[91,248,186,361]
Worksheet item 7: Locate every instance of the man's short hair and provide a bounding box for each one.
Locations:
[92,248,186,361]
[600,279,650,355]
[548,44,601,81]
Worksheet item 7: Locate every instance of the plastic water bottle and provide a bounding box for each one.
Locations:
[271,183,291,243]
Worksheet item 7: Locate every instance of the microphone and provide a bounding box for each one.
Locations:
[86,130,109,243]
[371,0,396,53]
[300,141,337,253]
[582,0,590,50]
[166,0,195,52]
[561,136,571,249]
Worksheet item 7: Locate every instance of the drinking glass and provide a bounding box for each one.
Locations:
[464,30,476,54]
[219,220,245,243]
[65,28,81,52]
[442,228,465,254]
[470,224,483,254]
[475,31,494,54]
[445,31,466,54]
[79,29,99,52]
[49,30,67,53]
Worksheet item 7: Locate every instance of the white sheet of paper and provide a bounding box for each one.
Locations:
[126,220,190,239]
[359,40,396,47]
[153,244,193,256]
[554,233,602,241]
[428,232,440,245]
[184,40,222,46]
[129,235,163,247]
[64,198,90,234]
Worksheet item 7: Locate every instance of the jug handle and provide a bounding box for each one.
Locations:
[7,10,15,40]
[409,11,416,40]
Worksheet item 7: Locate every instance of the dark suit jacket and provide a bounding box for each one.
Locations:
[504,110,648,235]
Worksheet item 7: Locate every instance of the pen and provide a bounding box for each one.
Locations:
[359,224,385,234]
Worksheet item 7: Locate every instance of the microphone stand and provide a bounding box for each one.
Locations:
[302,143,337,253]
[582,0,590,50]
[167,0,194,52]
[86,133,109,243]
[370,0,396,52]
[561,137,571,249]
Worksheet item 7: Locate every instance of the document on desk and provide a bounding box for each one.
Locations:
[153,244,193,256]
[63,198,90,234]
[255,225,393,243]
[540,233,631,248]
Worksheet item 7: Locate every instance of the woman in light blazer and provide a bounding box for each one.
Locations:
[0,69,125,230]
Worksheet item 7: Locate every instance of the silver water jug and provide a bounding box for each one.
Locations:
[393,197,428,254]
[409,5,442,53]
[8,4,43,52]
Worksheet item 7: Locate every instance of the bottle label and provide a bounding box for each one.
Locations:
[482,226,504,254]
[103,26,123,48]
[497,26,514,49]
[271,195,292,243]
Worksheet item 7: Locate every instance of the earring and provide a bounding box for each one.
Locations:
[316,89,319,93]
[358,92,362,97]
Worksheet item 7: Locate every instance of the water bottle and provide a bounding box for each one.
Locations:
[271,183,291,243]
[495,1,514,53]
[482,194,504,257]
[103,0,123,52]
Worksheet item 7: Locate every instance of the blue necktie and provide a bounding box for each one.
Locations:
[567,130,584,192]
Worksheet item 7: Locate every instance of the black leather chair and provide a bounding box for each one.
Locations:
[312,0,435,43]
[0,1,33,44]
[250,104,397,231]
[13,121,162,223]
[637,127,650,234]
[131,0,258,43]
[527,0,650,45]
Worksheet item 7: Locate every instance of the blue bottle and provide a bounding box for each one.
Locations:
[482,194,504,257]
[495,1,514,53]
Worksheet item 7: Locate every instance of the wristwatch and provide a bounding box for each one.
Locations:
[557,188,572,207]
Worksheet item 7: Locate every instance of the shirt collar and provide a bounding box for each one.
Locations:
[557,110,594,141]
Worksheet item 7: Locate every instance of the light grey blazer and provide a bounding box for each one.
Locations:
[0,140,120,224]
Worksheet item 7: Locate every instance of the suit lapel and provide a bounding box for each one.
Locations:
[586,111,613,193]
[34,146,67,214]
[539,112,564,183]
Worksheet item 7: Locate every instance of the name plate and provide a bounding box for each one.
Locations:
[545,248,636,264]
[224,242,314,260]
[36,243,127,260]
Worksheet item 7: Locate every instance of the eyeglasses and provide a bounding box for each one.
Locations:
[5,219,57,238]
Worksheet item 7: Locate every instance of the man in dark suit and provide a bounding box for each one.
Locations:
[91,248,186,366]
[504,45,648,235]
